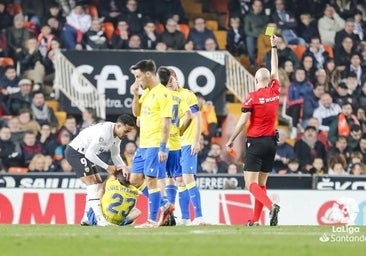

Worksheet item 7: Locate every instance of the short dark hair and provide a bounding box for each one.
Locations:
[157,66,171,86]
[130,59,156,73]
[116,114,135,127]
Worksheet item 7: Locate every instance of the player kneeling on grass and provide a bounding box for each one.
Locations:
[87,171,141,226]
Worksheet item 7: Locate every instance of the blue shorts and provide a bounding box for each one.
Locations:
[131,147,167,179]
[180,145,197,174]
[165,150,182,178]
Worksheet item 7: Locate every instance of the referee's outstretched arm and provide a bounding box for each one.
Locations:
[270,34,279,81]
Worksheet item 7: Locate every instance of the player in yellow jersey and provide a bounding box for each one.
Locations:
[129,59,174,228]
[86,171,142,226]
[159,68,206,225]
[157,67,192,226]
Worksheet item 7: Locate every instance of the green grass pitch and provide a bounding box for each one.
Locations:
[0,225,365,256]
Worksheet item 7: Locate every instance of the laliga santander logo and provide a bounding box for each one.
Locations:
[317,197,359,225]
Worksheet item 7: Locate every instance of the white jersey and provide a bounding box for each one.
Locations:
[68,122,125,170]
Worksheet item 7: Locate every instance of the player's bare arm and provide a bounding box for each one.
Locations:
[158,117,171,163]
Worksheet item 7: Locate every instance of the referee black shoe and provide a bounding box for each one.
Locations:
[269,204,280,226]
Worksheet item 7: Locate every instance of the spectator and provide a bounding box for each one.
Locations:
[188,16,218,50]
[140,19,158,50]
[328,101,359,145]
[353,80,366,111]
[17,108,40,135]
[324,58,342,92]
[297,117,332,151]
[356,134,366,164]
[0,1,13,30]
[330,81,352,107]
[313,93,342,134]
[272,128,296,174]
[204,38,218,51]
[19,37,46,86]
[271,0,305,45]
[6,14,33,61]
[327,155,348,175]
[302,83,325,128]
[334,36,354,71]
[226,16,246,57]
[37,24,56,58]
[294,125,327,172]
[53,131,71,162]
[327,136,351,162]
[301,54,317,85]
[7,116,24,145]
[57,114,79,143]
[155,41,167,51]
[318,4,345,47]
[356,107,366,134]
[344,52,366,87]
[297,13,319,44]
[20,130,43,167]
[28,153,54,172]
[207,142,228,172]
[111,19,130,49]
[334,18,360,48]
[348,124,362,152]
[8,79,33,116]
[303,36,330,69]
[184,40,194,51]
[353,9,365,41]
[158,18,186,50]
[0,125,22,171]
[56,0,77,17]
[285,158,302,174]
[308,157,327,175]
[120,0,143,35]
[243,0,268,65]
[38,122,58,157]
[65,2,91,34]
[314,69,333,94]
[31,90,58,126]
[121,140,137,167]
[349,162,366,175]
[44,2,64,24]
[198,154,226,174]
[285,67,313,138]
[127,34,142,49]
[83,18,109,50]
[0,65,20,95]
[43,38,62,92]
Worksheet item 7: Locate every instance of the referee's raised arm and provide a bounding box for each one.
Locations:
[270,34,279,82]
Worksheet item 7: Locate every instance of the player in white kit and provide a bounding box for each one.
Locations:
[65,114,136,226]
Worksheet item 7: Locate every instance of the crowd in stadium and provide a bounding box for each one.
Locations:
[1,0,366,176]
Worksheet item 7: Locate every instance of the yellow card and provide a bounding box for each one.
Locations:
[265,26,275,36]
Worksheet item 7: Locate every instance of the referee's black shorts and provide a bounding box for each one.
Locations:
[244,136,276,173]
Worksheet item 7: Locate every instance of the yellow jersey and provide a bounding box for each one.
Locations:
[139,84,173,148]
[179,88,200,146]
[101,178,139,225]
[168,90,190,151]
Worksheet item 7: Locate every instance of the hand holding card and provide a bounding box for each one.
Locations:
[265,26,275,36]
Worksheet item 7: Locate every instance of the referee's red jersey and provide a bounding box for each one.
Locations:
[242,79,280,137]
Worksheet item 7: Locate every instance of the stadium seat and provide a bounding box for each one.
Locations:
[0,57,15,67]
[213,30,227,50]
[178,24,190,39]
[155,23,165,34]
[323,44,334,58]
[8,167,28,173]
[103,22,114,43]
[46,100,59,112]
[206,20,219,31]
[6,3,22,16]
[291,45,306,60]
[55,111,67,127]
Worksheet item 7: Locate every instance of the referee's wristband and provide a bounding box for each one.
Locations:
[272,46,277,49]
[159,142,168,152]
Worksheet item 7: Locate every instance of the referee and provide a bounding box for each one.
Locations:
[225,34,280,226]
